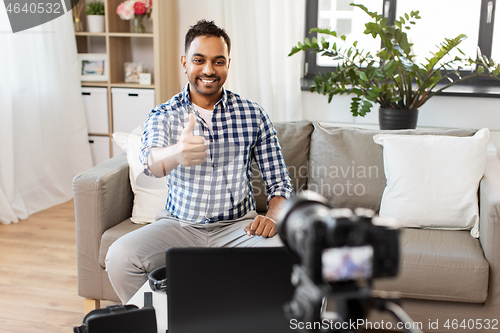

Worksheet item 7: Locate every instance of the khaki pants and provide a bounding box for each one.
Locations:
[105,210,283,303]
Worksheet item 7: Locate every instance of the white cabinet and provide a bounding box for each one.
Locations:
[111,88,155,156]
[82,87,109,134]
[112,88,155,133]
[89,135,111,166]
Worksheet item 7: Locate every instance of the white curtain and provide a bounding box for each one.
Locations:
[177,0,305,122]
[222,0,305,122]
[0,7,93,224]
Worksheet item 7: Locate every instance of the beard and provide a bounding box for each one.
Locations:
[190,74,223,96]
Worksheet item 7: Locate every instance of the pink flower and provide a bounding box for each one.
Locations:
[136,0,152,9]
[133,2,147,15]
[116,1,134,20]
[117,0,151,20]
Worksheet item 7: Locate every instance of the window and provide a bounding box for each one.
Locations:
[316,0,381,67]
[396,0,480,68]
[303,0,500,88]
[492,1,500,59]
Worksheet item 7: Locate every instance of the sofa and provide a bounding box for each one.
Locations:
[73,120,500,331]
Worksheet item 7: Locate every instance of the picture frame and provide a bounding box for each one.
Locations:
[78,53,108,82]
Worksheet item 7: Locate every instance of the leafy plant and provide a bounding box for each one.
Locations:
[87,0,105,15]
[289,3,500,117]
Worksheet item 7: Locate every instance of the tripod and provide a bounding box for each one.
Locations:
[286,265,424,333]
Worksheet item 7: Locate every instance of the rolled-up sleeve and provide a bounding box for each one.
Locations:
[253,110,294,207]
[140,107,170,177]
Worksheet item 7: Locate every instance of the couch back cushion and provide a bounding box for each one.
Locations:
[252,120,313,212]
[309,124,477,211]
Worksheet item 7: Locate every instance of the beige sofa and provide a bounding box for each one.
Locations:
[73,121,500,331]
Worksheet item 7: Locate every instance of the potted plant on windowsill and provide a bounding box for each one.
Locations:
[289,3,500,130]
[86,0,105,33]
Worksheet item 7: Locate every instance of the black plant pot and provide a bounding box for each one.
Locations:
[379,107,419,130]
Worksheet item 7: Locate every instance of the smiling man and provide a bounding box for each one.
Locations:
[182,33,229,109]
[105,20,294,303]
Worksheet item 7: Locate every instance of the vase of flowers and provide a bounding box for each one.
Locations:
[116,0,152,33]
[131,15,145,33]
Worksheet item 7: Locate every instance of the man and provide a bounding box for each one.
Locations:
[106,20,294,303]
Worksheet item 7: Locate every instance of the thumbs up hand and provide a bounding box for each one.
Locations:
[181,113,196,137]
[175,113,207,167]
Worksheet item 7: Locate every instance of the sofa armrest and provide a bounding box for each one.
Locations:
[73,153,133,298]
[479,155,500,310]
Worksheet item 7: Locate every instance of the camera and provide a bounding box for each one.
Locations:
[277,191,421,333]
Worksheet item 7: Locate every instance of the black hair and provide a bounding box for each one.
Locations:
[184,19,231,55]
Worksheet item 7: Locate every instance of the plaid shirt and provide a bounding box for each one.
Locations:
[140,84,294,223]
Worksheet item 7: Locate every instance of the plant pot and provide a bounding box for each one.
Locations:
[379,107,419,130]
[87,15,105,33]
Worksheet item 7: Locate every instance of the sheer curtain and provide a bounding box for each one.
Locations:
[0,7,93,224]
[177,0,305,122]
[222,0,305,122]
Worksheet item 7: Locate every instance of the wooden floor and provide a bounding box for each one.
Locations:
[0,200,116,333]
[0,200,394,333]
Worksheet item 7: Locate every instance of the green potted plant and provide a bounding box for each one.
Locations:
[290,3,500,129]
[86,0,105,33]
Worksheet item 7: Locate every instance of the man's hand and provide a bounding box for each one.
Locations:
[176,113,207,167]
[243,196,287,238]
[244,215,277,238]
[147,113,207,177]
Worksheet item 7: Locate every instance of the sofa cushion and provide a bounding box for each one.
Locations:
[99,219,146,268]
[308,124,477,211]
[113,131,168,224]
[373,228,489,303]
[252,120,313,212]
[374,129,489,237]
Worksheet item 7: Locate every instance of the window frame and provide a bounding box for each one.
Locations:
[303,0,500,90]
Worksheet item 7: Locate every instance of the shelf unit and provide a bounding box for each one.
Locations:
[75,0,178,159]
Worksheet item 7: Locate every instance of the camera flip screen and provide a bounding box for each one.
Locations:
[322,246,374,282]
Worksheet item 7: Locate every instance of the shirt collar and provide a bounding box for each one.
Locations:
[182,83,228,112]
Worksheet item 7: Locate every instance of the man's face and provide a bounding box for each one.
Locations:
[181,36,230,103]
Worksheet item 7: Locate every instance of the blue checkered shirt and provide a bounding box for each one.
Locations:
[140,84,294,223]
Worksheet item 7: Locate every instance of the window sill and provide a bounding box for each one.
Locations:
[300,78,500,98]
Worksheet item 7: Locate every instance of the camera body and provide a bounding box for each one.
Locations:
[277,191,400,331]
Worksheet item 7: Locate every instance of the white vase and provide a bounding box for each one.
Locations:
[87,15,105,33]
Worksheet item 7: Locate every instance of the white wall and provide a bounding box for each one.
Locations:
[301,92,500,155]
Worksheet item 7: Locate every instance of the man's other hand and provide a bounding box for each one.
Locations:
[244,215,277,238]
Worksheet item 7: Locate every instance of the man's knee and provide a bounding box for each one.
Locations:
[105,233,167,277]
[105,238,141,279]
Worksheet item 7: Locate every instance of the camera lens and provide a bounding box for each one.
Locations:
[277,191,333,258]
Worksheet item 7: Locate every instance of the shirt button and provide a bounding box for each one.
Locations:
[213,164,217,168]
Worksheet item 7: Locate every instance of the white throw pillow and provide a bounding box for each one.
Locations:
[373,128,490,238]
[113,131,168,224]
